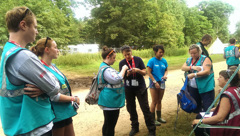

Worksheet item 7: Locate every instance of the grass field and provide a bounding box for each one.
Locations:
[56,54,225,76]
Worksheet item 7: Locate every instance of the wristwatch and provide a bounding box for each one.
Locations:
[153,80,157,84]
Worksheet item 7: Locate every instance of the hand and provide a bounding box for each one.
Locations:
[192,66,202,71]
[24,84,44,97]
[122,65,129,71]
[74,96,80,105]
[187,73,195,79]
[155,82,160,89]
[162,76,167,80]
[126,69,132,77]
[192,119,200,126]
[132,68,139,73]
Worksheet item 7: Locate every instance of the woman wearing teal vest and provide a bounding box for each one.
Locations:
[181,44,215,113]
[0,7,79,136]
[98,46,128,136]
[30,37,79,136]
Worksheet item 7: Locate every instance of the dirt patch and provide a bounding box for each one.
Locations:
[68,76,93,89]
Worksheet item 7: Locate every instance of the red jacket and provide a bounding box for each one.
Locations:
[211,86,240,136]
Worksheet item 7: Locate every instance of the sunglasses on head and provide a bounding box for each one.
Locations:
[44,37,51,47]
[21,8,30,21]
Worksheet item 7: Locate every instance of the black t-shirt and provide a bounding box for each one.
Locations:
[119,56,146,89]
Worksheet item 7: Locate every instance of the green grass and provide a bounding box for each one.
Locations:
[56,53,225,76]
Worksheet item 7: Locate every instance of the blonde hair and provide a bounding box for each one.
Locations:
[30,37,54,57]
[189,44,202,55]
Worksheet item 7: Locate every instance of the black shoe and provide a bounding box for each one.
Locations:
[148,131,156,136]
[129,128,139,136]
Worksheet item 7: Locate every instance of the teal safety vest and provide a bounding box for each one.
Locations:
[225,46,240,65]
[43,64,77,123]
[186,55,215,94]
[98,62,125,108]
[0,42,55,136]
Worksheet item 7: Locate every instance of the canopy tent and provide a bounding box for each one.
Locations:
[208,37,227,54]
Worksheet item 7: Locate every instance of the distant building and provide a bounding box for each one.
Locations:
[68,44,99,54]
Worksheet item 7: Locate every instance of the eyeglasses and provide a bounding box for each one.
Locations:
[21,8,30,21]
[44,37,51,47]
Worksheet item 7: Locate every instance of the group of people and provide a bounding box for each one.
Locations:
[98,44,168,136]
[1,6,240,136]
[182,35,240,136]
[0,6,168,136]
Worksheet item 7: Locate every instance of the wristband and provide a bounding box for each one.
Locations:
[71,96,74,102]
[195,73,197,78]
[190,66,191,70]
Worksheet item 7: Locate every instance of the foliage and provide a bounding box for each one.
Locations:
[197,0,233,42]
[183,7,214,46]
[84,0,186,48]
[0,0,82,48]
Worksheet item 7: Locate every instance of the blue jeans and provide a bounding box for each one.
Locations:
[188,86,215,113]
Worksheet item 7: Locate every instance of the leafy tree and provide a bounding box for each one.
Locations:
[197,0,233,43]
[183,7,214,46]
[0,0,82,48]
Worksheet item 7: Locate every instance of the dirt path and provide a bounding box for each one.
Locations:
[0,61,226,136]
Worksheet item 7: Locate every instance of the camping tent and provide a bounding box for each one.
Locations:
[208,37,227,54]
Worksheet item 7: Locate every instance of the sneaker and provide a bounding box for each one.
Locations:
[129,128,139,136]
[157,118,166,123]
[155,120,161,126]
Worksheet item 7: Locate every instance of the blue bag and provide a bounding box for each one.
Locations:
[177,77,197,113]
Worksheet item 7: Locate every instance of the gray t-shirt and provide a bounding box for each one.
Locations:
[5,50,60,136]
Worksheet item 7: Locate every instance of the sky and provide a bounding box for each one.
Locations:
[73,0,240,34]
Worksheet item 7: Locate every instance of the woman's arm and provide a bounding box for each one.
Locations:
[132,68,146,76]
[188,57,212,79]
[162,68,168,79]
[147,67,160,88]
[103,65,128,84]
[182,62,202,72]
[192,97,231,125]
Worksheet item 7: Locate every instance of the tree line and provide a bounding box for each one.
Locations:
[0,0,237,49]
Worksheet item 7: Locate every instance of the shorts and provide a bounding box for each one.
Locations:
[149,80,165,89]
[53,117,73,129]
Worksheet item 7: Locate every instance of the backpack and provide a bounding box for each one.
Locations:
[85,66,108,105]
[177,77,197,113]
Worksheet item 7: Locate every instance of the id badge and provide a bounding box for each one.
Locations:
[131,79,138,86]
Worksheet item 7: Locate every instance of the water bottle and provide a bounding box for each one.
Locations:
[160,78,165,89]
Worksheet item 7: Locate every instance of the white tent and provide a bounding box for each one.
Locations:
[68,44,99,54]
[208,37,227,54]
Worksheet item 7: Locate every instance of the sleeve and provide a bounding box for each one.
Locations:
[103,68,123,84]
[235,47,240,57]
[138,57,146,70]
[147,58,153,69]
[17,54,60,97]
[164,59,168,68]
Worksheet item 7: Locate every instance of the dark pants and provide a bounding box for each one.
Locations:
[194,114,210,136]
[125,87,156,133]
[41,130,52,136]
[188,86,215,113]
[102,110,120,136]
[228,64,239,69]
